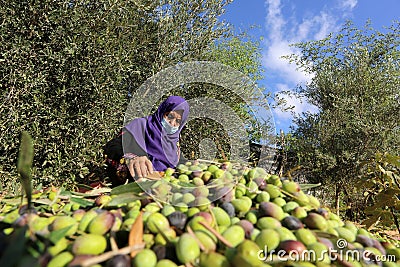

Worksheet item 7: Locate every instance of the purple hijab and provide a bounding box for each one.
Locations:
[124,96,190,171]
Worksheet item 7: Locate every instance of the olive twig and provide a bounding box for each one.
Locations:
[198,220,233,248]
[207,205,219,233]
[110,231,119,252]
[79,243,145,267]
[187,225,206,251]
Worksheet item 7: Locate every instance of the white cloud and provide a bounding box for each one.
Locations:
[262,0,355,129]
[262,0,356,77]
[273,85,318,121]
[265,0,286,41]
[312,12,338,40]
[262,0,341,86]
[297,19,312,40]
[340,0,358,10]
[262,42,312,85]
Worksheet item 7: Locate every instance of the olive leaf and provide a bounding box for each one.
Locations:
[0,226,28,267]
[107,193,146,207]
[129,211,144,258]
[110,182,145,195]
[17,131,34,210]
[299,183,322,190]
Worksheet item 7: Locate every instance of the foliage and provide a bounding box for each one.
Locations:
[206,32,271,143]
[0,0,270,192]
[206,31,264,81]
[359,153,400,232]
[176,33,272,160]
[284,20,400,219]
[0,0,238,191]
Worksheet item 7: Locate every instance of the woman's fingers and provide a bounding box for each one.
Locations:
[134,160,143,177]
[136,156,152,177]
[145,159,154,174]
[127,156,154,178]
[139,160,148,177]
[128,160,136,177]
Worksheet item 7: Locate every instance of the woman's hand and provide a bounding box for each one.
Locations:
[127,156,154,178]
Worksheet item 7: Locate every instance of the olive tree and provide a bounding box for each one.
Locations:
[1,0,269,191]
[0,0,232,190]
[284,20,400,219]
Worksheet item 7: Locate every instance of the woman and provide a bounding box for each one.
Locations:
[103,96,190,186]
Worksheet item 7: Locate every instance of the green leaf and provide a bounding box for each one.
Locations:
[49,225,74,244]
[27,241,44,258]
[362,214,381,229]
[70,197,94,208]
[31,198,53,206]
[299,183,322,190]
[0,226,28,267]
[70,187,112,197]
[110,182,145,195]
[59,189,72,197]
[17,131,34,209]
[0,196,22,206]
[385,154,400,168]
[107,193,146,207]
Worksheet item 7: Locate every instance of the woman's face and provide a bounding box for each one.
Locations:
[163,110,183,128]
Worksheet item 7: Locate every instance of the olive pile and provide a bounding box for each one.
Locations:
[0,160,399,267]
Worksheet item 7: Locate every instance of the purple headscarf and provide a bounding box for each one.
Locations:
[124,96,190,171]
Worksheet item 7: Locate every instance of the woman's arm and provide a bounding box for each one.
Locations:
[121,129,146,156]
[121,129,154,178]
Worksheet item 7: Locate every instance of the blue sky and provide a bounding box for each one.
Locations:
[221,0,400,133]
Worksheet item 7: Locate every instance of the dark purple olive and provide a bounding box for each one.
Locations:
[282,216,304,230]
[167,211,187,230]
[220,202,235,217]
[105,254,130,267]
[153,244,178,262]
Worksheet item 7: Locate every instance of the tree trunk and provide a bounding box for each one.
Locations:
[335,182,341,216]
